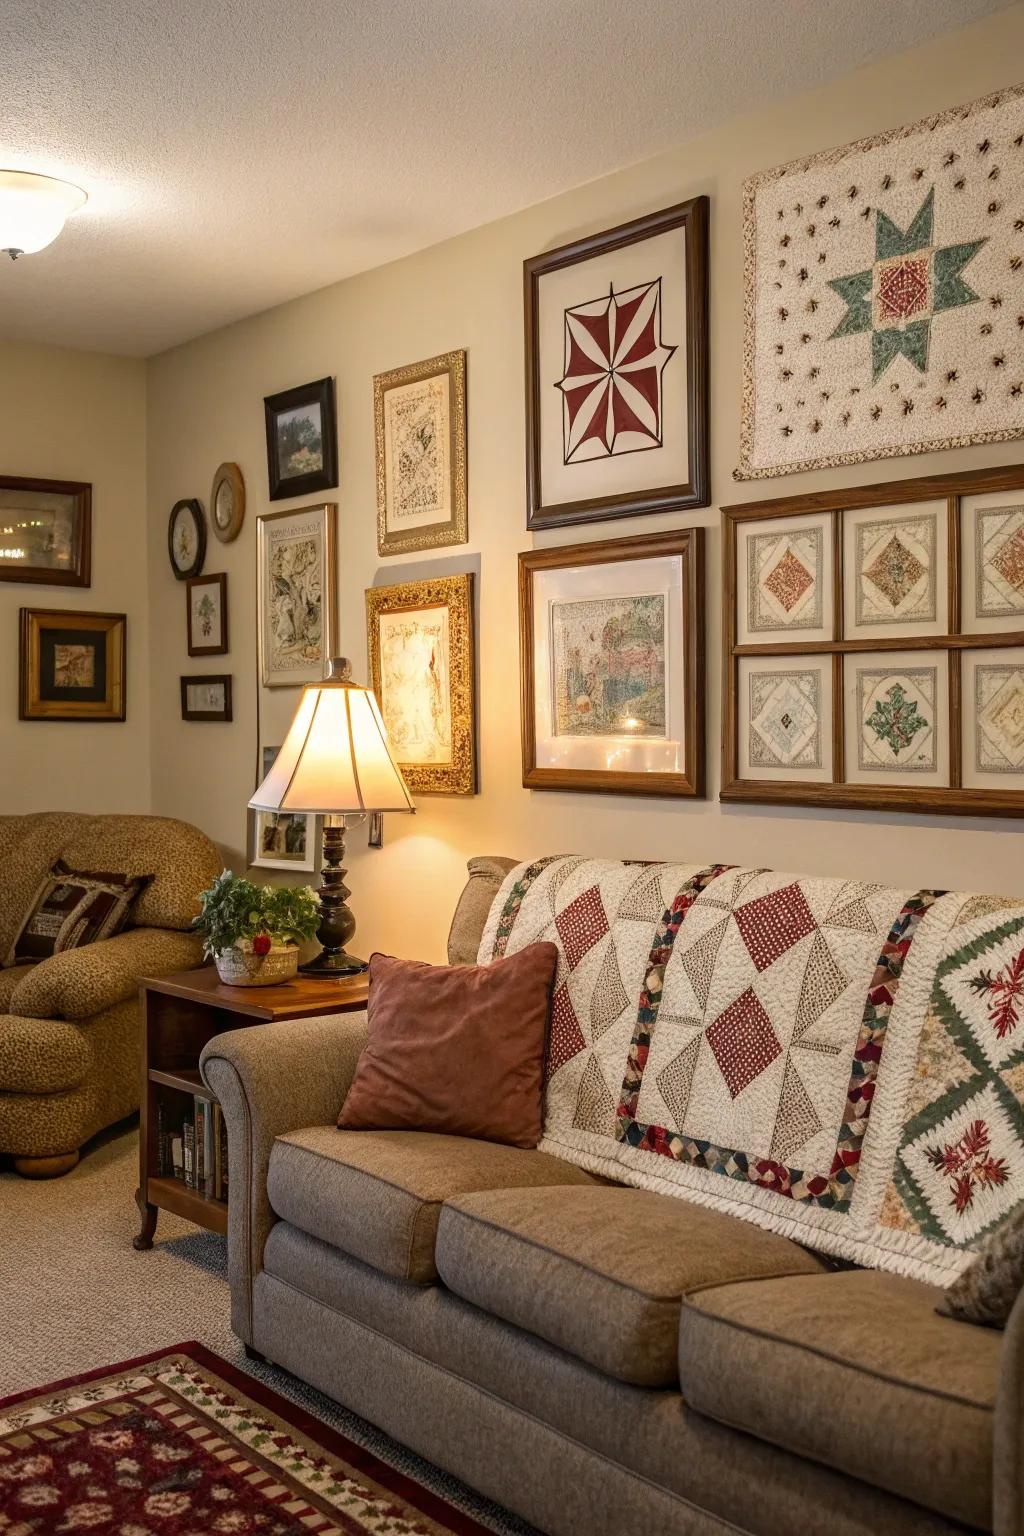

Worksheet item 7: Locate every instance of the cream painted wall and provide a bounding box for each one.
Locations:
[146,4,1024,963]
[1,342,150,814]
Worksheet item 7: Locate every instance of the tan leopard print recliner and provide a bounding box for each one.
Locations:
[0,812,220,1177]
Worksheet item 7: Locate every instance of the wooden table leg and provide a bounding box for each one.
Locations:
[133,1186,158,1250]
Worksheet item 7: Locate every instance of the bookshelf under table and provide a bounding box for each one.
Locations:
[134,965,369,1250]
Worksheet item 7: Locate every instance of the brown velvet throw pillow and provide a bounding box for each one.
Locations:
[338,944,559,1148]
[938,1203,1024,1329]
[6,860,151,967]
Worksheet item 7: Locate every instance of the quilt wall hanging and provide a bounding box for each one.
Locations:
[736,85,1024,481]
[479,855,1024,1287]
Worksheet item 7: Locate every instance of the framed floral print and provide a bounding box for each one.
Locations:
[518,529,704,797]
[180,675,232,722]
[186,572,228,656]
[524,198,709,531]
[264,377,337,501]
[374,350,467,555]
[722,459,1024,817]
[0,475,91,587]
[249,744,318,870]
[19,608,126,721]
[366,573,476,794]
[256,504,338,687]
[168,498,205,580]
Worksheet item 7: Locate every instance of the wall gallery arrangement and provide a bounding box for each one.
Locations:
[722,461,1024,817]
[374,350,468,556]
[366,573,476,795]
[19,607,126,721]
[256,502,338,687]
[0,475,91,587]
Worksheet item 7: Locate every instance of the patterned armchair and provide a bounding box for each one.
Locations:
[0,812,220,1176]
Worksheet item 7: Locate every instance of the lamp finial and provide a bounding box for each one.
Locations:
[326,656,352,682]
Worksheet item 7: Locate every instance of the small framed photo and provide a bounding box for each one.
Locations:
[257,504,338,687]
[180,674,232,721]
[374,350,467,556]
[249,745,319,872]
[186,573,228,656]
[264,377,337,501]
[518,528,704,797]
[19,608,126,721]
[0,476,91,587]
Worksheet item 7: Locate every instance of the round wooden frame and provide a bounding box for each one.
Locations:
[210,462,245,544]
[168,498,206,580]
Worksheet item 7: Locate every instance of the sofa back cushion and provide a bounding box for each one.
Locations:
[447,856,518,965]
[0,813,86,964]
[58,815,221,931]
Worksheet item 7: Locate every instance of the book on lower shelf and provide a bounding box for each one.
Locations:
[156,1091,228,1201]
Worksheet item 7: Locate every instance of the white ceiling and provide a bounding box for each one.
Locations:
[0,0,1008,357]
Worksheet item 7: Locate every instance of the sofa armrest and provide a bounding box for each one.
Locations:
[996,1284,1024,1535]
[10,928,205,1021]
[199,1010,368,1345]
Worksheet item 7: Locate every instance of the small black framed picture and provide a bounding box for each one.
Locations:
[180,674,233,721]
[264,377,338,501]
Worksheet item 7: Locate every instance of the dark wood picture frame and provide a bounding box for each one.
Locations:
[185,572,228,657]
[0,475,91,587]
[519,528,705,797]
[180,674,233,722]
[722,461,1024,819]
[524,198,709,531]
[168,498,206,580]
[19,607,126,721]
[264,376,337,502]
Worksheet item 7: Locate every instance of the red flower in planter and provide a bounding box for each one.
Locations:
[251,933,272,956]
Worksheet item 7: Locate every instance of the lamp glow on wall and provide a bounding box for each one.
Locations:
[249,658,414,976]
[0,170,87,260]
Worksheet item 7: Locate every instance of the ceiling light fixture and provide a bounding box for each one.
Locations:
[0,170,87,260]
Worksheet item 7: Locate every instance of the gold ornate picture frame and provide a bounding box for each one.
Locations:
[374,350,467,556]
[366,572,476,794]
[19,607,126,722]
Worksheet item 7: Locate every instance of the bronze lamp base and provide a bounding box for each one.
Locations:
[299,819,367,978]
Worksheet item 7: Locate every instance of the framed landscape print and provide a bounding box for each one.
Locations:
[737,85,1024,481]
[180,674,232,721]
[0,476,90,587]
[374,350,467,555]
[257,504,338,687]
[249,744,318,870]
[524,198,709,530]
[366,572,476,794]
[264,377,338,501]
[518,528,704,797]
[19,608,125,721]
[722,460,1024,816]
[186,572,228,656]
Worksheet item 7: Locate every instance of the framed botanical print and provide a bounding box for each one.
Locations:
[264,377,337,501]
[249,744,318,870]
[0,476,91,587]
[256,504,338,687]
[186,572,228,656]
[366,573,476,794]
[722,460,1024,817]
[374,350,467,555]
[524,198,709,531]
[180,675,232,721]
[19,608,125,721]
[168,499,205,580]
[518,529,705,797]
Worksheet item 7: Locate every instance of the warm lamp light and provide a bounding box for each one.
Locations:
[0,170,87,260]
[249,657,414,976]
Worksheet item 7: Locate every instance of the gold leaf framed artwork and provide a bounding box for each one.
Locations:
[374,350,467,556]
[366,573,476,794]
[19,607,126,722]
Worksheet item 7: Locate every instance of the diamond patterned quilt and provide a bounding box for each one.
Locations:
[477,856,1024,1285]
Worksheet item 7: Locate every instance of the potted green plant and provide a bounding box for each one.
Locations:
[194,871,320,986]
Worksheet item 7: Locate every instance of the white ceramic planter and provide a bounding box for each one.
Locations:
[214,940,299,987]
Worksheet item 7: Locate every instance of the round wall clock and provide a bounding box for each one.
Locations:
[168,498,206,580]
[210,461,245,543]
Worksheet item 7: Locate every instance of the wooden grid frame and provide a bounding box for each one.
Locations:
[722,462,1024,818]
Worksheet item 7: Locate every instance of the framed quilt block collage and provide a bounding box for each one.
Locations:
[723,459,1024,816]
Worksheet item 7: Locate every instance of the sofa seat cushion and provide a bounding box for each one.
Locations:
[678,1268,999,1530]
[435,1186,827,1388]
[266,1127,600,1284]
[0,965,35,1012]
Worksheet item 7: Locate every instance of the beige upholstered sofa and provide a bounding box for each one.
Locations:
[202,856,1005,1536]
[1,812,219,1176]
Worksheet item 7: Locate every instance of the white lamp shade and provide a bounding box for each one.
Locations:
[250,676,414,815]
[0,170,87,256]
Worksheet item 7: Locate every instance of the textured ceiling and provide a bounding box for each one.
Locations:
[0,0,1008,356]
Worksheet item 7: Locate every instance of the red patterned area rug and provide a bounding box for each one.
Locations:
[0,1342,493,1535]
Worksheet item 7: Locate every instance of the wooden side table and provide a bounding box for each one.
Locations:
[133,964,368,1250]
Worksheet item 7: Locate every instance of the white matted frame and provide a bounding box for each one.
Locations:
[248,744,319,872]
[256,504,338,687]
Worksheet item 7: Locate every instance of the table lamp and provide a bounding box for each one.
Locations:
[249,657,414,976]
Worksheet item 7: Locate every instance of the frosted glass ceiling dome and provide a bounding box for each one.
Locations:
[0,170,87,259]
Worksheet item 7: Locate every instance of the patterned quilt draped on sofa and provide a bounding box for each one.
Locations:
[478,856,1024,1286]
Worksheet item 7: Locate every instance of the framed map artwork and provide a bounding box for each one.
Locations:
[256,504,338,687]
[519,528,704,796]
[374,351,467,556]
[723,460,1024,817]
[524,199,709,530]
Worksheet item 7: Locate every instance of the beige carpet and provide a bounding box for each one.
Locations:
[0,1119,533,1536]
